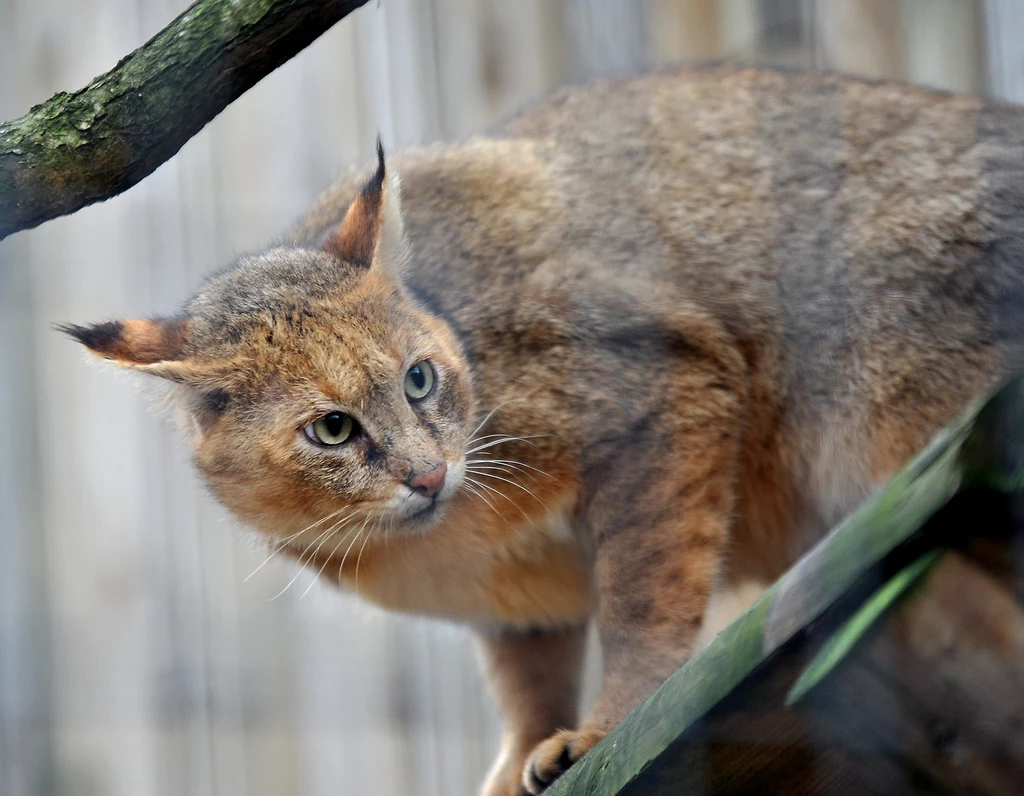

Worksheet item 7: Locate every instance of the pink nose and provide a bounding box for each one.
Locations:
[407,462,447,498]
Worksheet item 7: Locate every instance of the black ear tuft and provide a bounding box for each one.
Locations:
[321,137,390,267]
[60,321,125,353]
[356,134,386,205]
[371,134,386,193]
[60,316,189,365]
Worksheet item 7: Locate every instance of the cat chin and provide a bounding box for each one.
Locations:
[398,499,448,533]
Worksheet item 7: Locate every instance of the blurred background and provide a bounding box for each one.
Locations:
[0,1,1022,794]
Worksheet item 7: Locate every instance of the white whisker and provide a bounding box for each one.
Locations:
[466,458,553,479]
[465,463,536,480]
[298,516,361,600]
[354,516,379,596]
[465,476,532,521]
[245,507,349,582]
[337,514,373,582]
[465,401,515,443]
[464,433,517,448]
[269,520,343,601]
[463,434,547,456]
[462,480,500,516]
[465,468,548,507]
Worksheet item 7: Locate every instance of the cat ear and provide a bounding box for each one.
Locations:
[322,137,408,272]
[63,317,242,389]
[62,317,196,382]
[63,318,187,365]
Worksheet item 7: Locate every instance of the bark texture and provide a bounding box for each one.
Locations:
[0,0,371,239]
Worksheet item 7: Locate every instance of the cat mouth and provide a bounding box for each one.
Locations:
[408,501,440,520]
[402,498,447,528]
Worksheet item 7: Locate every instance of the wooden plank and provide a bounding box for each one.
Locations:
[19,4,172,794]
[717,0,761,58]
[903,0,982,93]
[0,181,56,796]
[814,0,907,79]
[558,546,1024,796]
[549,378,1023,795]
[649,0,721,61]
[984,0,1024,102]
[560,0,651,76]
[0,7,57,796]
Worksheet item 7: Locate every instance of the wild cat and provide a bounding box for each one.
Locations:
[65,65,1024,794]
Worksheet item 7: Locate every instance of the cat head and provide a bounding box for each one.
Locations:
[64,143,475,544]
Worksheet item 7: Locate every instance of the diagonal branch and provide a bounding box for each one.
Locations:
[549,376,1024,795]
[0,0,372,241]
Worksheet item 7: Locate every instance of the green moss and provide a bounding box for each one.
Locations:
[2,0,371,237]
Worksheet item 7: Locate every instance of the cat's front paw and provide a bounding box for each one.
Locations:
[522,728,604,794]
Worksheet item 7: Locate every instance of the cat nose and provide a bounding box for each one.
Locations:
[407,462,447,498]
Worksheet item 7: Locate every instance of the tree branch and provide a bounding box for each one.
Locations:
[0,0,372,240]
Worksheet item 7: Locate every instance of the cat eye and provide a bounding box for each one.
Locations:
[404,360,435,401]
[304,412,355,446]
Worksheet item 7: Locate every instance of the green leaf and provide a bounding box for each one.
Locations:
[785,548,943,707]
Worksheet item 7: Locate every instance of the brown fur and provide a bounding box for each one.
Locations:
[66,65,1024,794]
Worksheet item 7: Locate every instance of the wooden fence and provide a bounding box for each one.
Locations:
[0,1,1016,794]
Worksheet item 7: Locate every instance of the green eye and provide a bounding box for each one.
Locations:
[305,412,354,446]
[404,360,435,401]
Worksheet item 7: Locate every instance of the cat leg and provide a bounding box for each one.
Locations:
[523,381,742,793]
[476,624,588,796]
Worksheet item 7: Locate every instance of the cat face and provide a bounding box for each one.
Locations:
[184,256,473,541]
[65,145,475,545]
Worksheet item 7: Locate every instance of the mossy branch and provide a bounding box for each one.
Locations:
[0,0,371,240]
